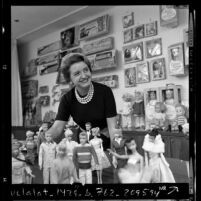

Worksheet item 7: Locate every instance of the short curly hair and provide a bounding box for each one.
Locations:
[61,53,92,83]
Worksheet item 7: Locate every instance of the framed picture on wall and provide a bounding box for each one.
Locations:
[123,42,143,64]
[122,12,134,28]
[60,26,80,50]
[123,28,133,43]
[39,86,49,94]
[136,62,150,84]
[93,75,119,88]
[79,14,109,41]
[133,24,145,40]
[124,67,136,87]
[145,38,162,58]
[168,43,185,76]
[183,28,189,66]
[39,60,59,75]
[22,59,37,78]
[149,58,166,81]
[39,96,50,107]
[145,21,158,37]
[37,41,61,56]
[21,80,38,99]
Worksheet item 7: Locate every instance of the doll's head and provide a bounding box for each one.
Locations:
[64,128,73,140]
[45,132,53,143]
[135,91,143,102]
[113,130,123,139]
[175,104,186,116]
[125,138,137,154]
[155,102,166,113]
[57,143,67,158]
[149,91,156,101]
[26,130,34,141]
[79,132,88,145]
[92,127,100,137]
[165,89,173,100]
[122,93,134,102]
[85,122,92,131]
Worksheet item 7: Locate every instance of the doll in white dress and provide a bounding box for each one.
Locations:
[89,127,111,184]
[108,138,144,183]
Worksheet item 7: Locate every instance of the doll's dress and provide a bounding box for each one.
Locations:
[90,138,111,170]
[165,99,177,121]
[145,100,157,120]
[118,154,142,183]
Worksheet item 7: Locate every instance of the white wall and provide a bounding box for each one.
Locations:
[18,6,189,120]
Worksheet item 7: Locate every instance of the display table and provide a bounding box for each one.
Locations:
[122,128,189,161]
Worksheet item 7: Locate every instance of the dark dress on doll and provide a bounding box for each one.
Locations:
[133,101,145,116]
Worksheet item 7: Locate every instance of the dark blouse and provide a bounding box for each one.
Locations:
[55,82,117,130]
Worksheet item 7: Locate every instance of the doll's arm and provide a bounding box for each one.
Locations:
[107,149,129,159]
[144,151,149,167]
[90,146,99,165]
[50,162,58,184]
[72,147,78,169]
[139,155,144,172]
[99,139,105,157]
[25,165,35,178]
[38,144,43,170]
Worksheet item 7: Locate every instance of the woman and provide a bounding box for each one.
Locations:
[47,53,120,148]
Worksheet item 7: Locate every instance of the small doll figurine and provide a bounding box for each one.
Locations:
[175,104,188,132]
[51,143,79,184]
[150,102,166,130]
[145,91,157,130]
[108,138,143,183]
[38,132,57,184]
[121,93,134,128]
[133,91,145,129]
[141,128,175,183]
[12,144,35,184]
[89,127,111,184]
[85,122,93,142]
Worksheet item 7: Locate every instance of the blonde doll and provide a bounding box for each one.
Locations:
[108,138,143,183]
[175,104,188,132]
[89,127,111,184]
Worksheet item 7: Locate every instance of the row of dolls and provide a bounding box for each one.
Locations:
[120,89,189,132]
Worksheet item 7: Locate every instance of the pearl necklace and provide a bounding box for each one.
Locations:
[75,83,94,104]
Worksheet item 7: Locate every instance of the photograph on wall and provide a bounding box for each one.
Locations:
[168,43,185,76]
[123,42,143,64]
[145,38,162,58]
[93,75,118,88]
[37,41,61,56]
[149,58,166,81]
[61,26,80,50]
[39,60,59,75]
[39,86,49,94]
[122,12,134,28]
[123,28,133,43]
[39,95,50,107]
[133,24,145,40]
[136,62,150,83]
[36,52,59,66]
[145,21,158,37]
[22,59,37,78]
[79,14,109,41]
[160,5,178,28]
[124,67,136,87]
[183,28,189,66]
[21,80,38,99]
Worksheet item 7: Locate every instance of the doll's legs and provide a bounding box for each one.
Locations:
[43,167,50,184]
[139,116,145,128]
[79,169,92,185]
[85,169,92,184]
[134,116,140,128]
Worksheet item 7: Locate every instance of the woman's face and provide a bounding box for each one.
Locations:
[126,140,136,151]
[69,61,92,90]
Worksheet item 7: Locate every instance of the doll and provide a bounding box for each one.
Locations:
[145,91,157,130]
[175,104,188,132]
[141,129,175,183]
[121,93,134,128]
[108,138,143,183]
[51,143,79,184]
[38,132,57,184]
[12,144,35,184]
[89,127,111,184]
[85,122,93,142]
[25,130,37,165]
[133,91,145,129]
[150,102,166,130]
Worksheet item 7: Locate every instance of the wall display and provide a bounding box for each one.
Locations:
[145,38,162,58]
[183,28,189,66]
[133,24,145,40]
[123,28,133,43]
[39,96,50,107]
[145,21,158,37]
[52,85,61,105]
[168,43,185,76]
[93,75,119,88]
[39,86,49,94]
[79,14,109,41]
[149,58,166,81]
[83,36,114,55]
[123,42,143,64]
[159,5,178,28]
[136,62,150,84]
[124,67,136,87]
[88,50,117,72]
[36,52,59,66]
[60,26,80,50]
[22,59,37,78]
[37,41,61,56]
[122,12,134,28]
[21,80,38,99]
[39,60,59,75]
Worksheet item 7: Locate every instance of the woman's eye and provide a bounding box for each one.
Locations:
[83,68,89,73]
[74,72,80,76]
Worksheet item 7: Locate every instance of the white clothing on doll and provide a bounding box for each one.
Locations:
[146,100,157,120]
[122,102,132,115]
[60,139,78,159]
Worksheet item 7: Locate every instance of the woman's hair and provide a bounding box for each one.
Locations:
[79,131,87,138]
[125,137,136,155]
[61,53,92,83]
